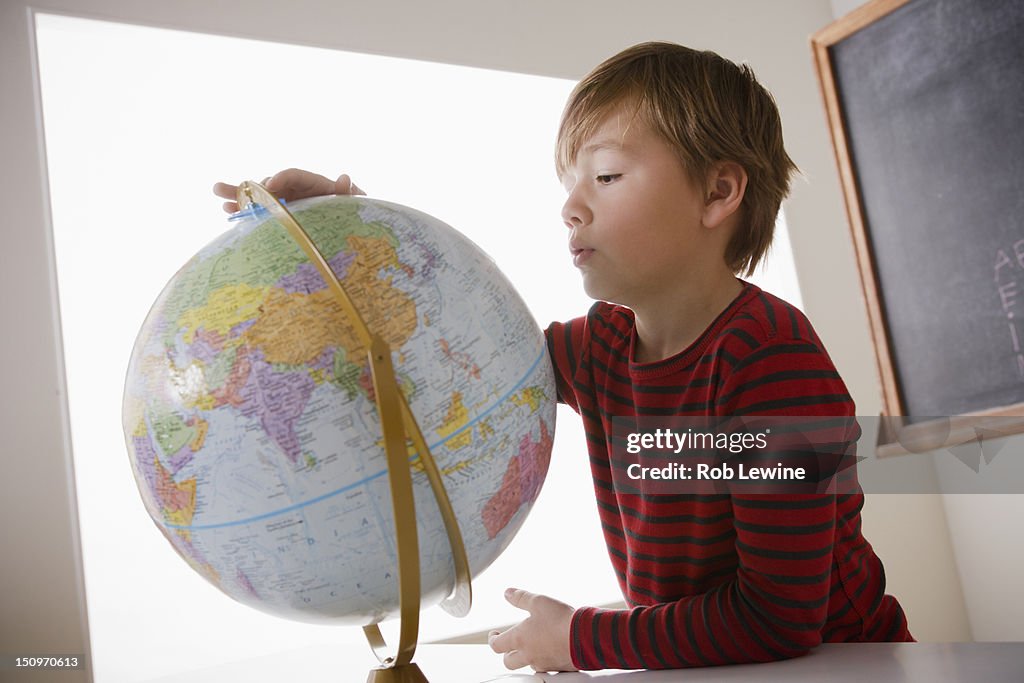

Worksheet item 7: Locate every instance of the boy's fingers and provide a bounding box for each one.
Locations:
[488,628,514,653]
[263,172,289,193]
[335,173,365,196]
[504,587,535,611]
[215,170,359,213]
[263,169,296,192]
[502,650,529,671]
[212,182,238,200]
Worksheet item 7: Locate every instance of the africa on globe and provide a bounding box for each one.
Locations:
[122,193,556,625]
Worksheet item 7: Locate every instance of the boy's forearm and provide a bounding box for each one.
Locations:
[569,494,836,670]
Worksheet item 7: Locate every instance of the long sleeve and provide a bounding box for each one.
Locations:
[569,336,881,669]
[570,493,838,668]
[545,313,591,412]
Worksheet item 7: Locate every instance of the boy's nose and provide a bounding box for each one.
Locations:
[561,194,589,229]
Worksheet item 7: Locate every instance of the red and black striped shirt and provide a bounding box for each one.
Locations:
[545,281,912,670]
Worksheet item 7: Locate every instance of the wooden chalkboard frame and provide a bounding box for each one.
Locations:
[811,0,1024,452]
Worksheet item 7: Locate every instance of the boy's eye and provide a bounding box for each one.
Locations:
[595,174,621,185]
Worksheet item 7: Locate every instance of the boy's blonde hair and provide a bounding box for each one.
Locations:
[555,42,798,276]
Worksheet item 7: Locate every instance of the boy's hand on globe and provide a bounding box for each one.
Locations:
[212,169,365,213]
[488,587,577,673]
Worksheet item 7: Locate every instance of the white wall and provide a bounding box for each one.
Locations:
[7,3,1014,682]
[941,495,1024,639]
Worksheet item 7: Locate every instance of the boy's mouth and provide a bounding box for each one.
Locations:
[570,245,595,267]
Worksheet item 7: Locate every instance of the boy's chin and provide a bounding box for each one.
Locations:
[581,278,627,307]
[580,274,610,301]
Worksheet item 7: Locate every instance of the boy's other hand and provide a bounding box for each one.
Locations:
[487,587,577,673]
[212,169,365,214]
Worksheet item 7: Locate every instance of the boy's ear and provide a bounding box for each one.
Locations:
[702,162,747,229]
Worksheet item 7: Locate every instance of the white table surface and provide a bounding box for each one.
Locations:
[141,641,1024,683]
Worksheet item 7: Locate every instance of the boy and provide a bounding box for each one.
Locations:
[215,41,912,673]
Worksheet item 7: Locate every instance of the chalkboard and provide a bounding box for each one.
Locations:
[812,0,1024,428]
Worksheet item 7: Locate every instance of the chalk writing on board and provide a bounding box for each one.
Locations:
[993,241,1024,378]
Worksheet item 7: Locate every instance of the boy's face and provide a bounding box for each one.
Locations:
[559,107,714,308]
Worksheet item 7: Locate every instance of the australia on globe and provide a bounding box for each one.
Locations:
[122,194,556,624]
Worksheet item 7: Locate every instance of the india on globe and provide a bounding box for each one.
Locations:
[122,194,556,625]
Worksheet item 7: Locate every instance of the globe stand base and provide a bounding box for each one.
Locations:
[365,663,429,683]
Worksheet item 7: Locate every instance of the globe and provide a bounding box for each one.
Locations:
[122,194,556,625]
